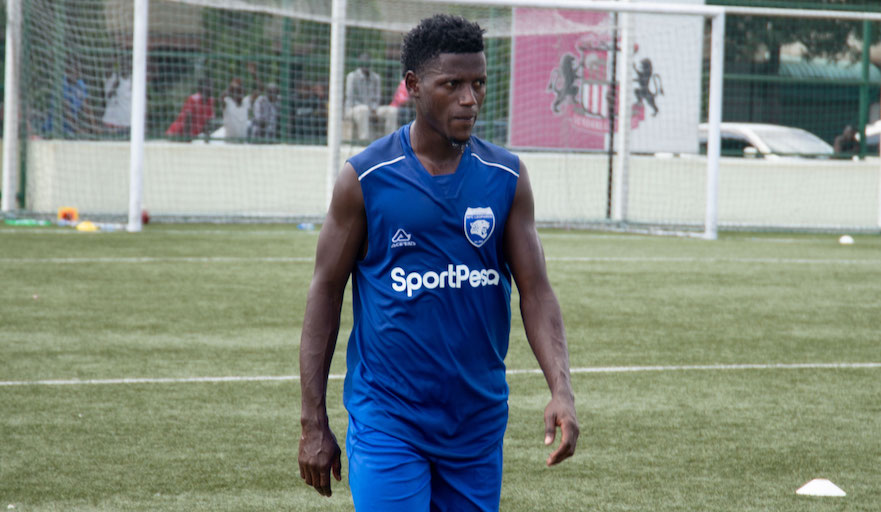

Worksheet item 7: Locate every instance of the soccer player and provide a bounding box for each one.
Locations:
[298,14,579,511]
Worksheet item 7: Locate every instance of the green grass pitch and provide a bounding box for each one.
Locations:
[1,224,879,511]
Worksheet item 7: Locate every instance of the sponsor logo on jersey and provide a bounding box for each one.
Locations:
[391,264,500,297]
[464,207,495,248]
[390,228,416,248]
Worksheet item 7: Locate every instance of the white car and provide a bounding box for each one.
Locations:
[698,122,834,159]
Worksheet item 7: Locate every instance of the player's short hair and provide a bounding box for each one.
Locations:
[400,14,485,77]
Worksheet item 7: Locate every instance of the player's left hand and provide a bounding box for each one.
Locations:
[298,424,342,497]
[543,394,579,466]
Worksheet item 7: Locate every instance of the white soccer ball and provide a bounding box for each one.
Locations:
[838,235,854,245]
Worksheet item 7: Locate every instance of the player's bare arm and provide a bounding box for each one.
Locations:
[298,162,366,497]
[503,161,580,467]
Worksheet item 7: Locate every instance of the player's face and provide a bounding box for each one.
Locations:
[414,52,487,144]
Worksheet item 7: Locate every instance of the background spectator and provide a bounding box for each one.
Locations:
[251,83,280,142]
[344,52,397,141]
[63,63,90,136]
[102,62,132,136]
[43,63,90,137]
[389,78,415,128]
[220,62,263,142]
[294,81,328,142]
[833,125,859,155]
[165,79,214,141]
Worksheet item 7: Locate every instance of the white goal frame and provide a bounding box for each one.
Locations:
[5,1,881,237]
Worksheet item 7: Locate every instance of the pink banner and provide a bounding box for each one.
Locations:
[510,8,645,149]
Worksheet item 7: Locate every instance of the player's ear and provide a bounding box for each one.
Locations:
[404,70,419,98]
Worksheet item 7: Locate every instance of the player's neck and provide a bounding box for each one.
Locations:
[409,121,466,176]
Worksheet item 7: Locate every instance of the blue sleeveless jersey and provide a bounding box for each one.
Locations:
[343,124,520,458]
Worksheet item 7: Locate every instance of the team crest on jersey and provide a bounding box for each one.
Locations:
[463,207,495,248]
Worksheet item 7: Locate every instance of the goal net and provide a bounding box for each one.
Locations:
[3,1,878,235]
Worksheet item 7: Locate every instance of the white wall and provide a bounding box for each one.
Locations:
[22,140,881,231]
[27,140,327,218]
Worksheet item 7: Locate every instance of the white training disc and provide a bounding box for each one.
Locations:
[796,478,846,497]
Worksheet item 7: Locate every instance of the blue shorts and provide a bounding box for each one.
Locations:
[346,414,503,512]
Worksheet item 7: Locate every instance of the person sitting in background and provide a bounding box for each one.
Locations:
[43,63,91,137]
[102,63,132,136]
[833,125,859,156]
[219,62,264,142]
[165,79,214,141]
[293,81,328,142]
[63,64,91,136]
[344,52,397,141]
[251,83,280,142]
[389,77,415,128]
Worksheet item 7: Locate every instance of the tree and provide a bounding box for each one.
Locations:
[712,0,880,72]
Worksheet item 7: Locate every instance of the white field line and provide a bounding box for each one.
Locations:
[541,233,844,244]
[0,228,315,236]
[548,256,881,265]
[0,227,833,243]
[2,255,880,265]
[0,228,858,245]
[2,362,879,387]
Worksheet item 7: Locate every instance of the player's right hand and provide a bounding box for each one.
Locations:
[298,425,342,497]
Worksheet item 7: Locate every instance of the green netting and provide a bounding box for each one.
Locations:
[717,7,880,155]
[3,1,880,233]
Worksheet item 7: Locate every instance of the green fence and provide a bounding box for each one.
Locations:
[710,0,881,156]
[8,1,881,153]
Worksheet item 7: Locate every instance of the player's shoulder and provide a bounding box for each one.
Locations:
[468,135,520,178]
[347,129,406,180]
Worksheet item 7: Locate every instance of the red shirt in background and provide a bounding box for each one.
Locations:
[166,93,215,136]
[390,79,409,107]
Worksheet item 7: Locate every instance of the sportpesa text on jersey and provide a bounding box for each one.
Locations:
[390,264,501,297]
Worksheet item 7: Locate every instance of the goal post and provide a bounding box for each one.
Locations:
[706,10,725,241]
[127,0,149,232]
[1,0,726,238]
[495,0,725,239]
[4,1,880,236]
[1,0,22,213]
